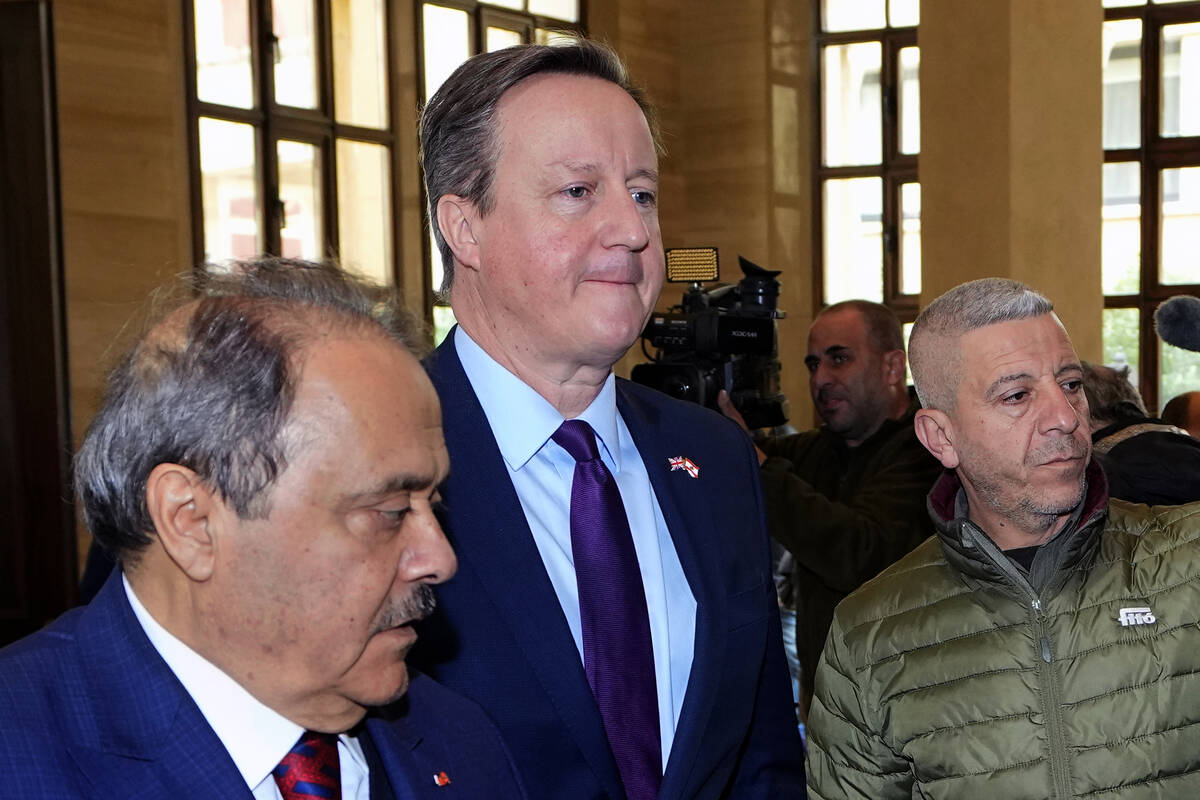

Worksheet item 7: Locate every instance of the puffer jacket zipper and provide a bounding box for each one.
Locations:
[961,522,1073,799]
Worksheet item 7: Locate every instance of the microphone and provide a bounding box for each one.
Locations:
[1154,295,1200,353]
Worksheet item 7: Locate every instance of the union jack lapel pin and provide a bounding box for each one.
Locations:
[433,771,452,787]
[668,456,700,478]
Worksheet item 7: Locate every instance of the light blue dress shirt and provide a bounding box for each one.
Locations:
[455,327,697,765]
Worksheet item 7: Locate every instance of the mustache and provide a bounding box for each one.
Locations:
[1032,437,1090,465]
[373,584,437,632]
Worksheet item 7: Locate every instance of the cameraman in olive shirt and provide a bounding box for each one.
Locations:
[721,300,941,716]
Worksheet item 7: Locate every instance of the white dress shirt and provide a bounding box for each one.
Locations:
[455,326,697,764]
[124,576,371,799]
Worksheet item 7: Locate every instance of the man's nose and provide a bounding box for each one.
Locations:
[1040,386,1083,435]
[401,509,458,586]
[810,362,832,388]
[600,190,651,252]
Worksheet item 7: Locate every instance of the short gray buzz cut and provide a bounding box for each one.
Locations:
[909,277,1054,410]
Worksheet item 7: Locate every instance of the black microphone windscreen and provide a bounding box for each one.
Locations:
[1155,295,1200,353]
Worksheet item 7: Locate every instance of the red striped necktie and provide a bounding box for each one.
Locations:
[272,730,341,800]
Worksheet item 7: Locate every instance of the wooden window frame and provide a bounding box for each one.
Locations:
[811,8,919,324]
[1103,0,1200,413]
[183,0,405,285]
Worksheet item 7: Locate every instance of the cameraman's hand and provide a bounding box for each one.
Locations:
[718,390,767,465]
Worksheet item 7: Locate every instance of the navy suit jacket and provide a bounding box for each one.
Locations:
[0,572,527,800]
[413,333,805,800]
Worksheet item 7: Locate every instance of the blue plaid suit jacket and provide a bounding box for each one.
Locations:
[0,572,526,800]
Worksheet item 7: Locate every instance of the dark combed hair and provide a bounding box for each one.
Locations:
[74,257,425,563]
[821,299,905,354]
[419,36,660,298]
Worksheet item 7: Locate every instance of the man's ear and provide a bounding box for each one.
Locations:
[435,194,481,272]
[144,463,219,582]
[913,408,960,469]
[883,349,906,386]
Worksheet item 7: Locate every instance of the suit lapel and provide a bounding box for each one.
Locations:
[425,335,624,798]
[616,383,727,799]
[67,574,255,799]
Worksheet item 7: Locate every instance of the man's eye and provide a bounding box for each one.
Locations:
[378,508,409,525]
[631,189,657,207]
[1062,379,1083,393]
[1002,391,1029,404]
[563,186,589,199]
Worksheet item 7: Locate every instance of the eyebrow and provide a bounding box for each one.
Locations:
[554,160,659,183]
[985,363,1083,400]
[346,472,443,505]
[985,373,1033,401]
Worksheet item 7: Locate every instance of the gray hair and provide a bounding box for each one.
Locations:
[1082,361,1146,427]
[74,257,425,564]
[909,278,1054,410]
[419,37,660,298]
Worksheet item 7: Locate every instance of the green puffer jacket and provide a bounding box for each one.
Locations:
[806,463,1200,799]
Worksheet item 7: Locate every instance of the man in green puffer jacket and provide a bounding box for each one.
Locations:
[806,278,1200,799]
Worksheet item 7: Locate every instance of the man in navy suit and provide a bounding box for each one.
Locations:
[413,39,806,799]
[0,259,526,799]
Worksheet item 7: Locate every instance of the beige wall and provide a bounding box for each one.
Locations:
[55,0,192,565]
[920,0,1103,359]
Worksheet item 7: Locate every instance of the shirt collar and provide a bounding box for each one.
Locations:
[455,326,621,470]
[122,575,367,790]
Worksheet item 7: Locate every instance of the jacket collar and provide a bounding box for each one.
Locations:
[928,460,1110,592]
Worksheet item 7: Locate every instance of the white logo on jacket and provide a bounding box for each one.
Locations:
[1118,606,1156,626]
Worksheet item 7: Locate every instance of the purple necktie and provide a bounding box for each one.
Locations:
[552,419,662,800]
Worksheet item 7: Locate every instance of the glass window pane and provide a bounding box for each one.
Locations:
[277,139,323,259]
[1161,166,1200,285]
[332,0,387,128]
[433,305,457,346]
[487,26,523,52]
[1102,162,1141,294]
[337,139,392,285]
[900,182,921,295]
[199,117,260,265]
[889,0,918,27]
[423,4,471,101]
[1103,0,1145,6]
[1103,308,1140,386]
[823,42,882,167]
[1103,20,1141,150]
[272,0,318,109]
[529,0,579,22]
[1162,22,1200,138]
[1161,339,1200,417]
[822,0,885,32]
[486,0,522,8]
[823,177,883,304]
[430,227,444,295]
[902,321,914,385]
[194,0,253,108]
[536,27,578,46]
[899,46,920,155]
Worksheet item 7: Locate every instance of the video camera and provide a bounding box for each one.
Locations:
[632,249,789,430]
